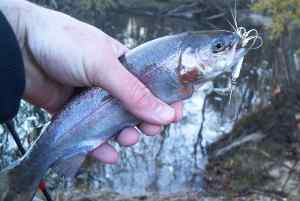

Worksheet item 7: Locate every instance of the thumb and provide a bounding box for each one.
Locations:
[91,53,176,125]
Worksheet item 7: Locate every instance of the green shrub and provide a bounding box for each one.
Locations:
[252,0,300,39]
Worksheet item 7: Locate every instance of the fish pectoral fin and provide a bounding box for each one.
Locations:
[51,154,86,178]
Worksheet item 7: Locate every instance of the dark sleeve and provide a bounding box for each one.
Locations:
[0,11,25,123]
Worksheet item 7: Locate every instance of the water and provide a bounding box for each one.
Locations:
[66,11,272,195]
[0,6,274,196]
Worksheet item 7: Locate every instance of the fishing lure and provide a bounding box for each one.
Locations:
[215,1,263,103]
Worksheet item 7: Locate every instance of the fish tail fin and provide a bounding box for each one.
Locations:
[0,162,40,201]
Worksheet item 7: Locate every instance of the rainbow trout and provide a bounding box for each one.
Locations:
[0,30,255,201]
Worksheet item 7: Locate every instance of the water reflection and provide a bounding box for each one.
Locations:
[96,13,206,47]
[72,13,272,195]
[0,9,273,196]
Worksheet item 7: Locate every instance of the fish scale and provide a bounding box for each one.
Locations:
[0,31,249,201]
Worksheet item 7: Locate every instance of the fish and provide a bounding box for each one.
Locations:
[0,30,256,201]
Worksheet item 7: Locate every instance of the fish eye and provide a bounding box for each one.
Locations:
[212,39,226,53]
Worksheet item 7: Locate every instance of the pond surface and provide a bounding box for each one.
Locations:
[64,10,273,195]
[0,5,275,197]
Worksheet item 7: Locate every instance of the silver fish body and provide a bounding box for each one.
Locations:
[0,31,247,201]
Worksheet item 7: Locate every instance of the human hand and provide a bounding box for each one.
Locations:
[0,0,183,163]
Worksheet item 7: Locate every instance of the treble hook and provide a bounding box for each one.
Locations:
[236,27,263,50]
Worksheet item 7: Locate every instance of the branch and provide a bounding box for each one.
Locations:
[213,131,265,158]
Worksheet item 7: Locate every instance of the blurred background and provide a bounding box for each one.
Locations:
[1,0,300,200]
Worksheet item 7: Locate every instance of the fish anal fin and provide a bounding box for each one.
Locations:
[51,154,86,179]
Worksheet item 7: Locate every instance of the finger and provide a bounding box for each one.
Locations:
[138,102,183,136]
[90,143,118,164]
[139,123,162,136]
[90,56,176,125]
[117,127,140,146]
[92,30,129,58]
[171,101,184,122]
[109,37,129,57]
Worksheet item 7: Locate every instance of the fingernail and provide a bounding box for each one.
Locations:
[153,104,175,124]
[174,108,183,122]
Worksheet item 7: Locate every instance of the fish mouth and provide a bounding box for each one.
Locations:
[193,31,257,85]
[229,27,263,80]
[199,42,247,84]
[194,47,247,85]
